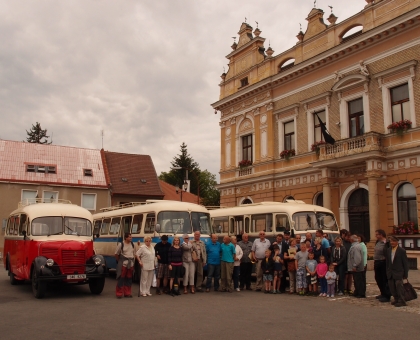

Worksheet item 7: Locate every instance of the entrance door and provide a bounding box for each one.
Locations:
[348,188,370,242]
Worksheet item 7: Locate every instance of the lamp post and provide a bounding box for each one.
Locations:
[175,181,188,202]
[171,166,200,204]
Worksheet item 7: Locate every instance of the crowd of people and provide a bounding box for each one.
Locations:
[114,228,410,307]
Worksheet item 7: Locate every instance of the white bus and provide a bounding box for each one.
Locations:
[92,200,211,271]
[209,201,339,242]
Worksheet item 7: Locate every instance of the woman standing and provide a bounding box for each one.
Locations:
[136,237,155,297]
[331,237,347,296]
[181,234,197,294]
[168,236,183,296]
[313,237,325,263]
[231,236,243,291]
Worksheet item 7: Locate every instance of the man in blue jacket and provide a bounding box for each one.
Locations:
[206,234,221,292]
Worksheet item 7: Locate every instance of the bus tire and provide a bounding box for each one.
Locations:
[8,260,18,286]
[32,267,46,299]
[89,278,105,295]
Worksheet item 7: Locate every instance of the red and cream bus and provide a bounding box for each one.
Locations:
[3,199,107,298]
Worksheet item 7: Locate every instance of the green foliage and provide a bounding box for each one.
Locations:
[159,142,220,206]
[26,122,52,144]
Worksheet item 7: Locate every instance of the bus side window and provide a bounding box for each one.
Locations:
[144,213,155,233]
[229,218,235,235]
[14,216,20,235]
[93,220,101,236]
[245,217,250,233]
[109,217,121,235]
[7,216,14,235]
[101,218,111,234]
[122,216,133,234]
[19,214,27,235]
[251,214,272,233]
[132,214,143,234]
[275,214,290,232]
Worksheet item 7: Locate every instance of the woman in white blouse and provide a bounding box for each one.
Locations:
[231,236,243,292]
[136,237,155,297]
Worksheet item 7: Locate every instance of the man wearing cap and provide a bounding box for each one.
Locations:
[252,231,271,291]
[191,231,207,292]
[386,235,409,307]
[154,235,171,295]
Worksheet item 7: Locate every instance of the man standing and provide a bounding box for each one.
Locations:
[154,235,171,295]
[274,233,289,293]
[220,235,236,292]
[238,233,253,290]
[305,232,314,247]
[115,233,135,298]
[386,235,409,307]
[374,229,391,302]
[252,231,271,291]
[347,234,365,298]
[205,234,221,292]
[192,231,207,292]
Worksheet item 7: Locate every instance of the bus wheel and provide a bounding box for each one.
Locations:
[8,261,18,286]
[89,278,105,295]
[32,267,46,299]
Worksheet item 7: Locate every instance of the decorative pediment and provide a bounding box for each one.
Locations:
[239,118,253,132]
[304,8,328,41]
[332,74,369,93]
[237,23,254,48]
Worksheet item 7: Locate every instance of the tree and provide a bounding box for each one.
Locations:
[159,142,220,206]
[26,122,52,144]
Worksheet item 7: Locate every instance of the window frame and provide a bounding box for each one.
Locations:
[241,134,253,162]
[283,120,295,151]
[396,183,418,226]
[277,113,298,157]
[348,97,365,137]
[43,190,59,203]
[81,193,97,211]
[21,189,38,204]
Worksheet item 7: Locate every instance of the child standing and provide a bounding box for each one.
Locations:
[325,264,337,297]
[261,249,274,294]
[284,238,297,294]
[306,251,318,296]
[272,245,283,294]
[294,242,309,295]
[316,255,328,297]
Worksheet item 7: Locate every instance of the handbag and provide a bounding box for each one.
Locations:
[191,249,198,262]
[403,280,418,302]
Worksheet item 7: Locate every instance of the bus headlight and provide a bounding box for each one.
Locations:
[46,258,54,267]
[94,257,102,266]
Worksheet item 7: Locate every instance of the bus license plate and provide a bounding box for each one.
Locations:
[67,274,86,280]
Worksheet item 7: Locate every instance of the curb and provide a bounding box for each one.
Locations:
[368,282,420,291]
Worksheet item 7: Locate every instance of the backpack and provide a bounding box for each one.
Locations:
[121,241,134,252]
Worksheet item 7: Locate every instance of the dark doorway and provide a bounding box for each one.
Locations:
[348,188,370,242]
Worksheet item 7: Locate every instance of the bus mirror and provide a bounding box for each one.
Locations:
[155,224,161,233]
[94,233,100,239]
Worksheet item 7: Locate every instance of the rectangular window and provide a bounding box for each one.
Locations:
[251,214,273,233]
[242,134,252,162]
[121,216,133,234]
[83,169,93,177]
[22,190,38,204]
[348,98,364,137]
[93,220,101,236]
[212,217,229,234]
[81,193,96,210]
[240,77,249,87]
[391,83,410,122]
[144,213,155,233]
[26,165,56,173]
[43,191,58,203]
[101,218,111,234]
[275,214,290,232]
[132,214,143,234]
[314,110,326,142]
[109,217,121,235]
[284,121,295,150]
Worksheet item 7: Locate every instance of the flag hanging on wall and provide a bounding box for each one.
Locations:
[316,114,335,145]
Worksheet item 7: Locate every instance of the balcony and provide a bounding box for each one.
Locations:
[237,166,253,177]
[318,132,383,162]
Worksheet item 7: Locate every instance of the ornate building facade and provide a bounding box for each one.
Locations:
[211,0,420,264]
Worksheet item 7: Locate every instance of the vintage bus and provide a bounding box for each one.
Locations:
[209,201,339,242]
[92,200,211,271]
[3,199,107,299]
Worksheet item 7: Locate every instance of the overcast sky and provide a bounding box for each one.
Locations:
[0,0,366,179]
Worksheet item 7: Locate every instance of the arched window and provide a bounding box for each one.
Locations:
[241,198,252,205]
[278,59,295,73]
[397,183,417,225]
[284,196,294,202]
[340,25,363,43]
[315,193,323,207]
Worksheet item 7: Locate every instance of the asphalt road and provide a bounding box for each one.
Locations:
[0,269,419,340]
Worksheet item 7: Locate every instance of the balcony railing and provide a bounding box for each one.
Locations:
[238,166,252,177]
[319,132,383,161]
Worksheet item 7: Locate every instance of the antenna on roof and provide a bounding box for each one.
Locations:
[51,131,53,144]
[101,129,104,149]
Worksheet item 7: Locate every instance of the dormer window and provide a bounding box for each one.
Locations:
[84,169,93,177]
[26,164,56,174]
[240,77,249,88]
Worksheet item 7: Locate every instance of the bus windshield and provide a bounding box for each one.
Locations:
[31,216,92,236]
[191,212,211,234]
[292,212,338,231]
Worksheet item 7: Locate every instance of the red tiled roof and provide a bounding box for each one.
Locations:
[0,140,107,187]
[159,180,200,204]
[103,151,164,198]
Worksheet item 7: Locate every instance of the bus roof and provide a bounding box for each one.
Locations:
[209,201,335,217]
[93,200,209,220]
[9,202,93,221]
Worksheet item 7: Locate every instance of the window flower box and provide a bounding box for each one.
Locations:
[311,141,326,156]
[238,159,252,168]
[387,119,412,136]
[280,149,295,161]
[392,221,419,235]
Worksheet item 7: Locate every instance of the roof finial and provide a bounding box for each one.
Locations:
[255,21,259,28]
[299,23,302,31]
[328,5,333,13]
[223,66,225,73]
[269,40,271,47]
[232,37,236,43]
[314,0,316,8]
[245,17,247,23]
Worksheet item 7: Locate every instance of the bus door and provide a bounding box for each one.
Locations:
[244,215,251,234]
[229,216,245,236]
[274,213,290,234]
[16,214,28,277]
[7,216,17,271]
[144,213,156,241]
[109,217,121,245]
[120,215,133,241]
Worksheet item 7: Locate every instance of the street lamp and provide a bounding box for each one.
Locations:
[175,181,188,202]
[171,166,200,204]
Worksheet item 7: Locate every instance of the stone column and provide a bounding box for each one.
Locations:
[367,173,380,242]
[323,182,331,210]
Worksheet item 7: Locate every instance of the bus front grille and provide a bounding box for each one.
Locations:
[61,250,86,274]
